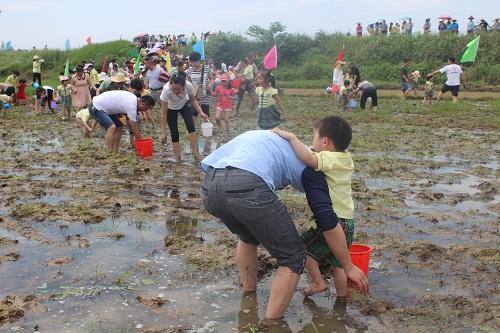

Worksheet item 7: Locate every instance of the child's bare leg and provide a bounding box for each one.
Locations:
[332,267,348,297]
[215,109,222,131]
[303,255,328,295]
[224,111,230,136]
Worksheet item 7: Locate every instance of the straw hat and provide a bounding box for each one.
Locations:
[33,55,40,60]
[110,73,128,83]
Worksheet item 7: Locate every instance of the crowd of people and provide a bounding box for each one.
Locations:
[355,16,500,36]
[0,26,479,325]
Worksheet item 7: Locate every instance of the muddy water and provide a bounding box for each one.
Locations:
[1,100,499,332]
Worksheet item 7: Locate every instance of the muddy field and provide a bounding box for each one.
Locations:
[0,96,499,332]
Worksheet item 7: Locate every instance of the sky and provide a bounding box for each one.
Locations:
[0,0,498,49]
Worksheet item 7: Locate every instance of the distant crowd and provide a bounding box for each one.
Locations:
[356,16,500,36]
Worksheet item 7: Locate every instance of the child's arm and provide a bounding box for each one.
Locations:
[272,94,286,120]
[271,129,317,168]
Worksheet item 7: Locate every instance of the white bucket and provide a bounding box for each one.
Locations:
[200,122,214,137]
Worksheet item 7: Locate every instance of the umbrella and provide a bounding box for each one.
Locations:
[399,16,411,21]
[438,15,452,20]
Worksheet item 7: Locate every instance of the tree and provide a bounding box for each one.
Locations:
[246,22,287,41]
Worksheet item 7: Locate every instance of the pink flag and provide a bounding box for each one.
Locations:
[263,45,278,70]
[86,36,92,45]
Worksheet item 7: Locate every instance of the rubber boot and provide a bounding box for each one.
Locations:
[172,141,182,162]
[188,132,201,161]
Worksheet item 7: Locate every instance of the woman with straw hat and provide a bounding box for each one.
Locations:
[96,72,128,96]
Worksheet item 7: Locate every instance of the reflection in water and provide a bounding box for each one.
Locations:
[298,297,347,333]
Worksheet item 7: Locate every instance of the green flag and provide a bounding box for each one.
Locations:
[460,36,480,63]
[133,52,141,74]
[128,47,139,58]
[64,58,70,77]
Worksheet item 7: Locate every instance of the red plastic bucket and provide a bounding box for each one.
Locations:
[135,137,153,159]
[349,244,372,276]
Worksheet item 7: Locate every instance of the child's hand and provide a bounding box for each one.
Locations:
[271,128,295,141]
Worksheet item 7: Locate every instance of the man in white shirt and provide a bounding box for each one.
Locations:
[89,91,155,152]
[429,56,466,103]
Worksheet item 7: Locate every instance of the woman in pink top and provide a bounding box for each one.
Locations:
[214,74,237,136]
[71,65,96,111]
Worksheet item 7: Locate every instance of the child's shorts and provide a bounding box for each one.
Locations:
[216,107,232,112]
[338,95,348,107]
[60,96,72,108]
[411,81,419,90]
[425,90,434,98]
[302,218,354,269]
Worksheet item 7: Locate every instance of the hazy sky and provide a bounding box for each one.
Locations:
[0,0,497,49]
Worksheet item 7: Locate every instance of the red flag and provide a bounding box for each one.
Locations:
[263,45,278,70]
[86,36,92,45]
[336,50,344,61]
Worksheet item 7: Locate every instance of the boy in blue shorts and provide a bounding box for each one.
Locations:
[273,116,355,297]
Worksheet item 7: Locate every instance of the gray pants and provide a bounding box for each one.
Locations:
[201,167,305,274]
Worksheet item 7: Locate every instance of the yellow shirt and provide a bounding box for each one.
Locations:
[5,75,17,86]
[90,69,99,86]
[243,65,254,80]
[314,151,354,219]
[140,89,150,97]
[33,60,42,73]
[57,84,73,97]
[255,86,278,108]
[75,108,91,123]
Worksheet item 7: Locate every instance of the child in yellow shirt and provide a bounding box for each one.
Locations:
[273,116,355,298]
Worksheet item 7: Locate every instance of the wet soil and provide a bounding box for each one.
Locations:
[0,97,499,332]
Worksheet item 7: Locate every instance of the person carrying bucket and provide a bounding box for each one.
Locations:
[272,116,357,298]
[89,90,155,152]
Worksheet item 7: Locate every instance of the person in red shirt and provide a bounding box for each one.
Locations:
[16,79,28,105]
[214,74,237,137]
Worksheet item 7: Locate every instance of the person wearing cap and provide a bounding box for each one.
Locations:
[89,91,155,152]
[213,74,238,136]
[186,51,213,120]
[467,16,476,34]
[32,55,44,86]
[423,18,431,33]
[56,76,73,120]
[71,65,95,112]
[96,73,128,96]
[144,55,169,105]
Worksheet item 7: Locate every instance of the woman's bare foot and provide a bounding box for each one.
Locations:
[302,281,328,296]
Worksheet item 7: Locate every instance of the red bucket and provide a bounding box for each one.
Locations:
[349,244,372,276]
[135,137,153,159]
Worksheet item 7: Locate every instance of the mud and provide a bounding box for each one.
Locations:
[0,98,499,332]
